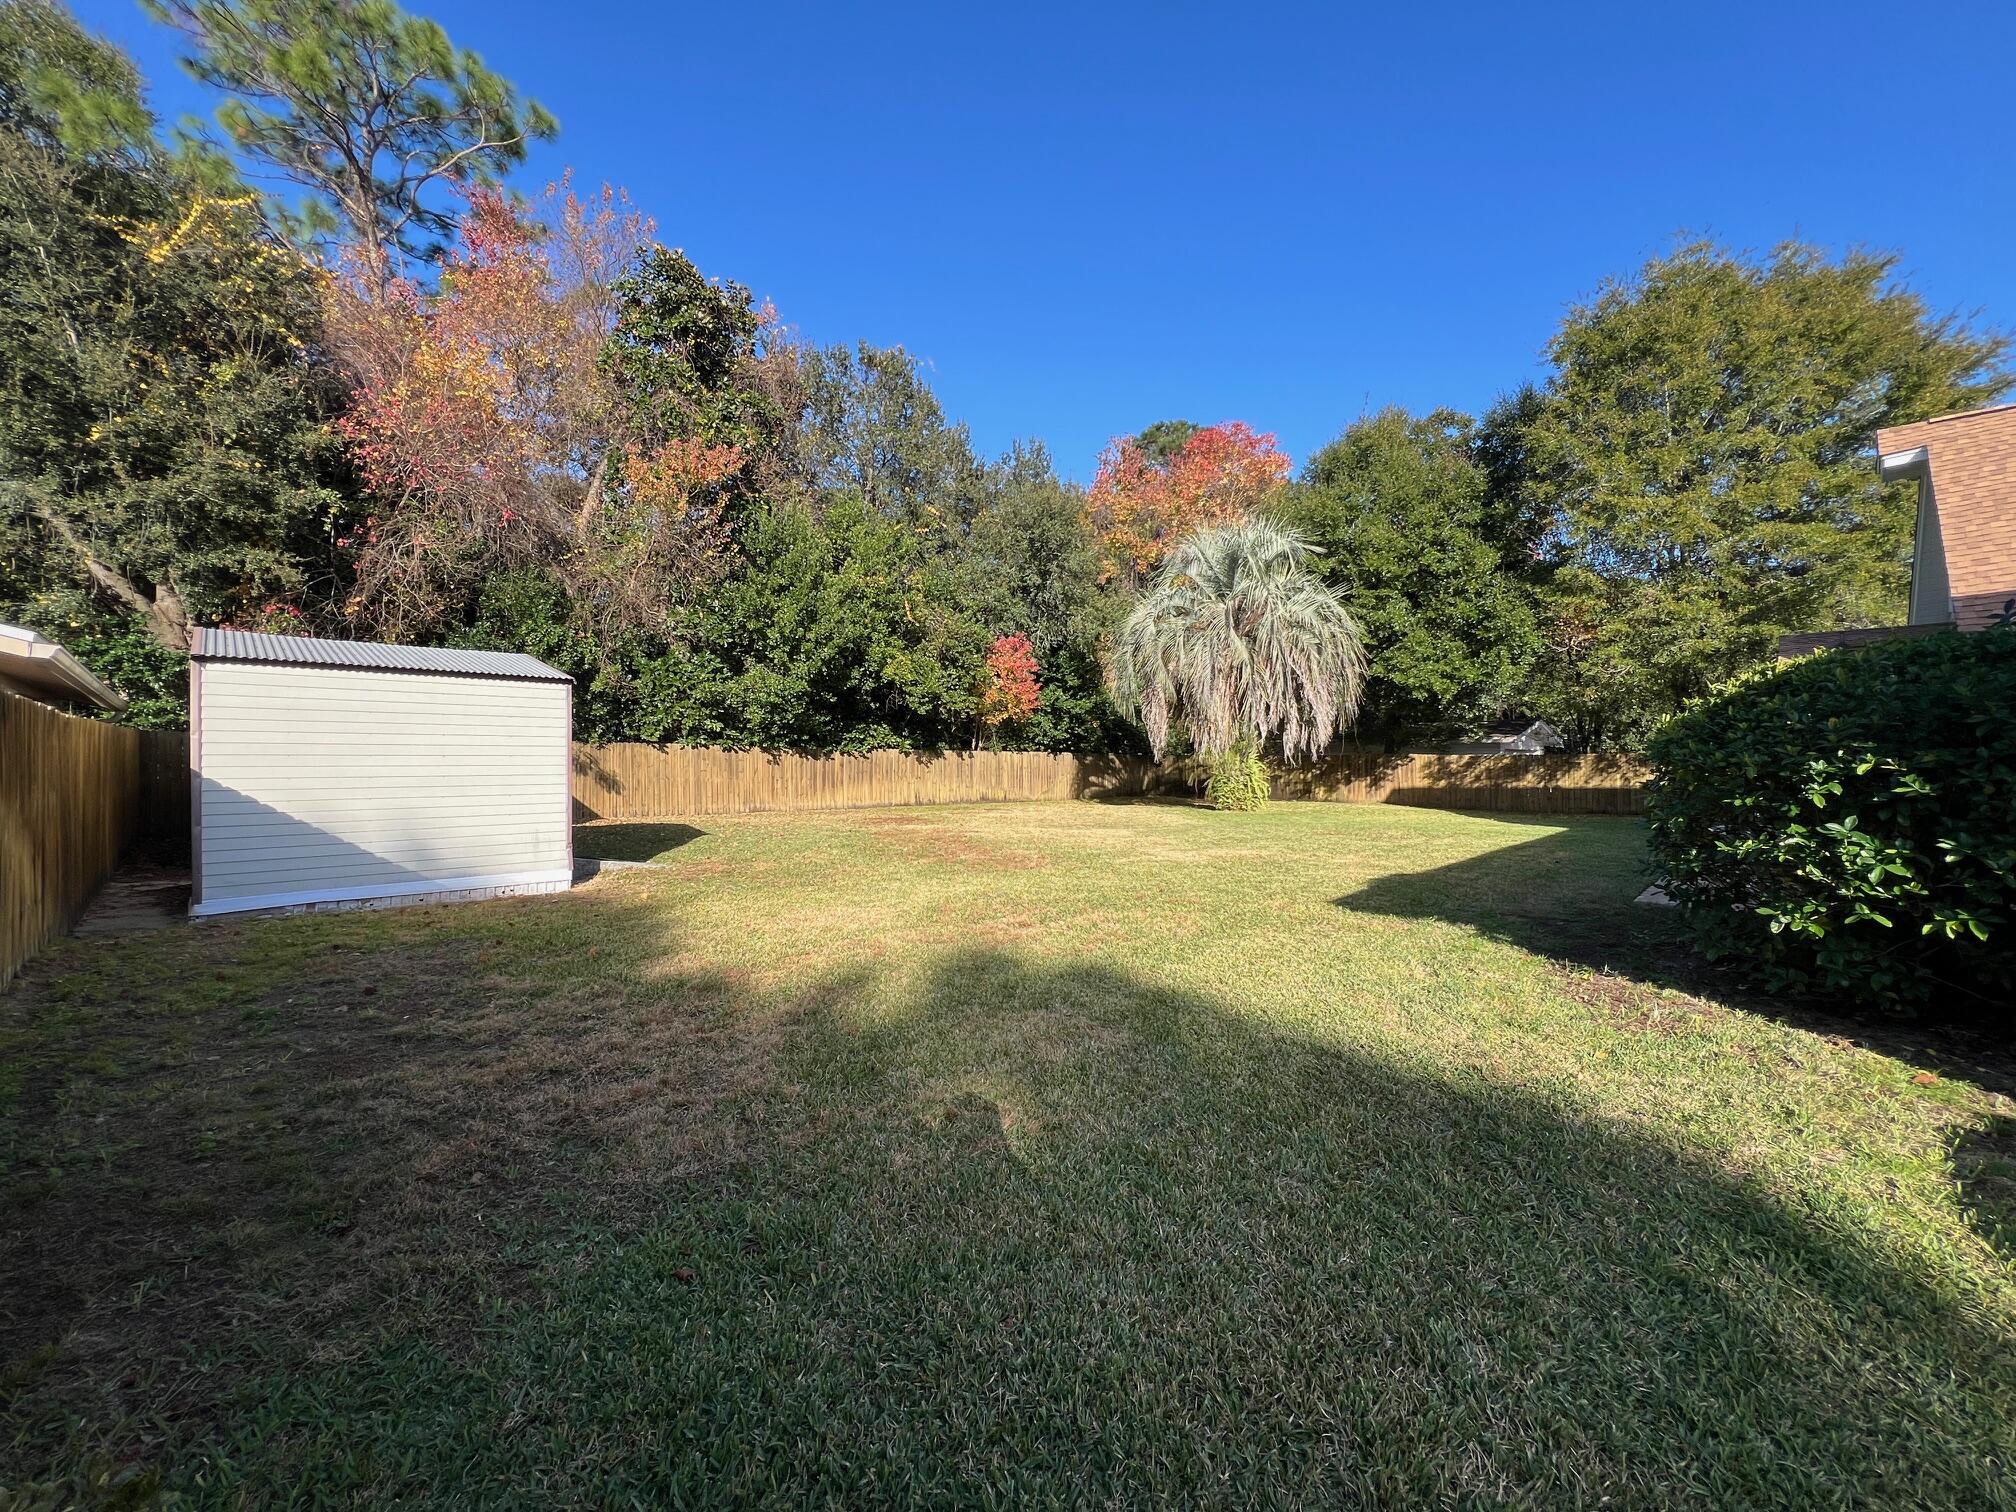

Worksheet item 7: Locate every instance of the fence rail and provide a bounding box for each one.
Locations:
[572,744,1649,820]
[1266,751,1646,815]
[572,745,1154,819]
[116,738,1654,829]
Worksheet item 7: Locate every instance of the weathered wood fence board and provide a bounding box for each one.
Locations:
[572,744,1649,820]
[572,746,1154,819]
[1262,751,1645,815]
[2,694,188,982]
[139,729,191,839]
[3,691,139,982]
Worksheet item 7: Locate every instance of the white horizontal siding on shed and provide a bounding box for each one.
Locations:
[195,661,569,916]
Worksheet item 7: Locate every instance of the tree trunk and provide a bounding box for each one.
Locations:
[36,508,192,651]
[576,453,611,537]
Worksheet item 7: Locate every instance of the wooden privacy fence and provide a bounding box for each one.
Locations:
[138,737,1649,827]
[572,745,1155,819]
[1240,750,1645,815]
[139,729,192,839]
[572,743,1649,820]
[3,691,159,981]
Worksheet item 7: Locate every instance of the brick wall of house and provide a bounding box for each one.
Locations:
[1877,404,2016,630]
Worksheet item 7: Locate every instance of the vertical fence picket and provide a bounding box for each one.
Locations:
[566,745,1646,820]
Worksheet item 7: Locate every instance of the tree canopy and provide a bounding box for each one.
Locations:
[795,342,983,531]
[1498,241,2009,748]
[1086,420,1289,586]
[145,0,555,277]
[1280,407,1538,745]
[6,2,2011,763]
[0,0,343,664]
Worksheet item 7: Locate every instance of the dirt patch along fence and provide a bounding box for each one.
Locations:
[1,691,188,982]
[572,743,1648,820]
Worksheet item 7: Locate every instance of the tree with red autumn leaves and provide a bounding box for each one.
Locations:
[977,632,1041,735]
[1084,421,1290,585]
[325,179,778,639]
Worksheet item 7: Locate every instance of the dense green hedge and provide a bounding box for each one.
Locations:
[1646,631,2016,1014]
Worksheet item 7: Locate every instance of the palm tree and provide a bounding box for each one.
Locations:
[1108,519,1364,805]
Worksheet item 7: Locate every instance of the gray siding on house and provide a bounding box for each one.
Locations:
[194,660,569,916]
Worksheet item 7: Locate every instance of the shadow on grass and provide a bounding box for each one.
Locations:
[1953,1112,2016,1263]
[572,821,708,862]
[1333,814,1681,973]
[1,887,2010,1504]
[1334,816,2016,1098]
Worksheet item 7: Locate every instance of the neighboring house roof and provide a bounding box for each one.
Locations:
[0,623,127,712]
[190,629,570,683]
[1479,715,1564,745]
[1776,623,1952,659]
[1876,402,2016,632]
[1444,716,1566,755]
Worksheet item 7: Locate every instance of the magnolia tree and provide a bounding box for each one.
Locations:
[1108,519,1365,810]
[1085,421,1289,586]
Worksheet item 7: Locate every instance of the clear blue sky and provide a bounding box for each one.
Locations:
[73,0,2016,481]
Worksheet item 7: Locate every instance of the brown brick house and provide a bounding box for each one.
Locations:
[1778,401,2016,656]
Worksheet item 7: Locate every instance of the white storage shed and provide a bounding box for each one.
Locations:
[189,630,573,918]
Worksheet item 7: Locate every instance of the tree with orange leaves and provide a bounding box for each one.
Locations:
[977,632,1040,737]
[327,179,780,638]
[1084,421,1290,585]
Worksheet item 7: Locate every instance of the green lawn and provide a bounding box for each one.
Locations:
[3,800,2012,1506]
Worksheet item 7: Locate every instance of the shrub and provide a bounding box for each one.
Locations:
[1645,631,2016,1014]
[1205,743,1271,812]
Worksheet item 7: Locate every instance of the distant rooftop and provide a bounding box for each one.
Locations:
[190,629,570,683]
[1885,399,2016,430]
[1876,402,2016,633]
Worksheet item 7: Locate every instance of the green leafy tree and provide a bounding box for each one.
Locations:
[0,0,152,155]
[714,495,991,750]
[143,0,556,278]
[795,342,983,529]
[949,441,1135,753]
[669,496,990,751]
[1500,241,2008,748]
[1108,519,1365,806]
[0,0,344,680]
[953,444,1102,658]
[1280,407,1538,745]
[1470,384,1554,567]
[1132,418,1198,463]
[599,243,796,505]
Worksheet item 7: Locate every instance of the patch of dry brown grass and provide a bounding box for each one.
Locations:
[0,893,818,1460]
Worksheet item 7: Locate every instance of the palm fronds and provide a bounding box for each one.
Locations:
[1107,517,1365,761]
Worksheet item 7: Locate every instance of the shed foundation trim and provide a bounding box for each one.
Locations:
[189,867,573,919]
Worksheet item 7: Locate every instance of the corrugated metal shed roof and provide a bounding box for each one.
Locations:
[191,629,570,683]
